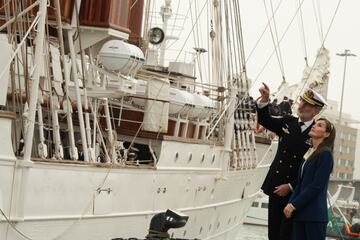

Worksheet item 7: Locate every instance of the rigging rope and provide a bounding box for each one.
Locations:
[225,0,237,80]
[225,0,238,89]
[312,0,324,44]
[234,0,248,80]
[293,0,342,102]
[251,0,342,105]
[169,0,208,71]
[253,0,306,85]
[263,0,286,81]
[189,0,205,90]
[270,0,286,82]
[296,0,309,65]
[316,0,325,42]
[245,0,284,64]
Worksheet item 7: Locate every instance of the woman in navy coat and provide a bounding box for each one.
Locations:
[283,117,336,240]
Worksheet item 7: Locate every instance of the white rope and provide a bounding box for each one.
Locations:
[189,0,204,90]
[1,207,33,240]
[229,0,240,76]
[311,0,324,44]
[295,0,308,64]
[248,0,342,109]
[166,3,191,50]
[0,14,40,80]
[269,0,286,80]
[0,1,39,32]
[263,0,286,80]
[169,0,208,73]
[233,0,247,78]
[245,0,284,64]
[291,0,342,104]
[252,0,306,85]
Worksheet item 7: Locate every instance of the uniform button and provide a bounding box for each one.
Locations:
[283,150,286,154]
[286,176,289,178]
[290,165,292,168]
[279,160,283,163]
[293,155,297,158]
[276,171,279,174]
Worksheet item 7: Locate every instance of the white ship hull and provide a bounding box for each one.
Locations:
[0,140,273,240]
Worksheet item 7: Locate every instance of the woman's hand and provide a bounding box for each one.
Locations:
[283,203,296,218]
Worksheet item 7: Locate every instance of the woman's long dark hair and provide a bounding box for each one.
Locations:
[308,117,336,160]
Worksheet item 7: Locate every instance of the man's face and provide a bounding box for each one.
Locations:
[297,99,321,121]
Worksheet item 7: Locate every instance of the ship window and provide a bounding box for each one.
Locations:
[252,202,259,207]
[261,202,269,209]
[211,154,216,163]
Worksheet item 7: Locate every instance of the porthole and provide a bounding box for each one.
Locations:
[211,154,216,164]
[201,153,205,163]
[188,153,192,162]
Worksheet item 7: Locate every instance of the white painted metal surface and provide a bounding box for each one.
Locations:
[0,139,271,239]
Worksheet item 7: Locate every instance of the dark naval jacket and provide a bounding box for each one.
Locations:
[257,104,314,203]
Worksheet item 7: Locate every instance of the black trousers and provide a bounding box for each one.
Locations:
[268,196,292,240]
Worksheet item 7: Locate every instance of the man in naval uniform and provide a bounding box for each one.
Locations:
[256,83,326,240]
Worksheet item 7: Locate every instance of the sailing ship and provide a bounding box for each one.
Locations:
[0,0,275,239]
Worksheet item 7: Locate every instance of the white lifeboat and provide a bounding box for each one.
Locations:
[131,80,215,119]
[188,93,215,119]
[99,40,144,75]
[168,88,193,116]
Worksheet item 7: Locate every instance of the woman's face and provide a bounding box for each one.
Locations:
[309,120,330,139]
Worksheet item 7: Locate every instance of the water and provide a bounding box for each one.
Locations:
[237,224,267,240]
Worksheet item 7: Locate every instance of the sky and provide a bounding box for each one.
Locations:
[150,0,360,122]
[239,0,360,122]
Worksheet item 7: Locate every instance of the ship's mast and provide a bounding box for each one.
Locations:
[159,0,173,66]
[23,0,47,162]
